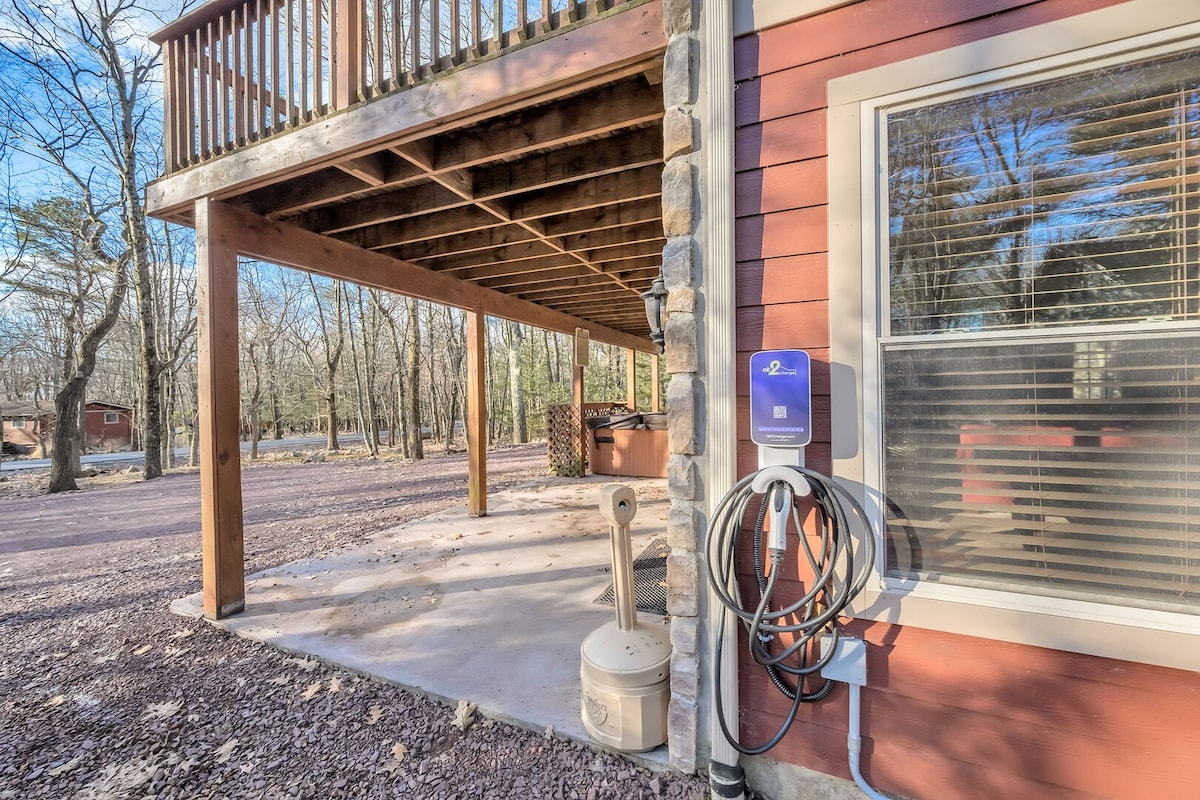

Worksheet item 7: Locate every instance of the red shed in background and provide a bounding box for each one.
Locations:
[82,400,134,451]
[2,400,133,455]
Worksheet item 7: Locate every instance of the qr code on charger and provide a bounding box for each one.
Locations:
[773,405,787,419]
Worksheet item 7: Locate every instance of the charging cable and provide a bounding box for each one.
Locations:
[706,466,874,755]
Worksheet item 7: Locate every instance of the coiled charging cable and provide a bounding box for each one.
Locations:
[707,466,874,755]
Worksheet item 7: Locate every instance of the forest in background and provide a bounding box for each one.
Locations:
[0,0,662,490]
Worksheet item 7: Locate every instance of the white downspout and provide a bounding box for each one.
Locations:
[700,0,741,798]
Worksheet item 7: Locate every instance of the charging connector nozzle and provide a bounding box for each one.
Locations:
[767,482,792,555]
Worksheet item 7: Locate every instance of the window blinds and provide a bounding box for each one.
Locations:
[886,49,1200,335]
[881,49,1200,613]
[882,336,1200,612]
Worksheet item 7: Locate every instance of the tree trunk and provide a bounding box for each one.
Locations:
[487,325,501,442]
[507,322,528,443]
[124,155,163,480]
[429,381,443,443]
[161,380,175,468]
[325,385,340,451]
[355,288,381,456]
[345,289,376,456]
[405,297,423,460]
[249,407,261,459]
[267,337,284,440]
[74,393,85,471]
[48,379,86,492]
[308,276,344,451]
[47,263,129,493]
[249,344,262,460]
[551,331,562,385]
[189,411,200,467]
[387,374,396,448]
[362,292,382,452]
[444,308,466,449]
[188,381,200,467]
[373,292,408,455]
[271,392,284,440]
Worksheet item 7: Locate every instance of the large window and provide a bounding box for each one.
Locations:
[879,50,1200,614]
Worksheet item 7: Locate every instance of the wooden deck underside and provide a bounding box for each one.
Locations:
[148,1,668,347]
[148,0,668,618]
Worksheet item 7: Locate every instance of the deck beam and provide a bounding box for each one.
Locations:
[199,200,655,353]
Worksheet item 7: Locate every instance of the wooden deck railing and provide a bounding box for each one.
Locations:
[153,0,639,174]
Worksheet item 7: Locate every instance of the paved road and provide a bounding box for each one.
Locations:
[0,433,364,473]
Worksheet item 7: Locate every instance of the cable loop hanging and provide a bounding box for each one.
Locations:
[707,466,875,755]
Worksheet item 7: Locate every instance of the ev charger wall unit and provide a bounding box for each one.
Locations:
[707,349,887,800]
[580,484,671,753]
[750,349,812,457]
[748,350,816,470]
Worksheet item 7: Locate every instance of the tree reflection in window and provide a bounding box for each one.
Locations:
[887,49,1200,335]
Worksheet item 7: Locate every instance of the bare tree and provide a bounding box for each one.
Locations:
[306,275,345,450]
[352,286,382,454]
[3,199,129,491]
[0,0,185,480]
[371,290,412,455]
[405,297,424,459]
[152,219,197,466]
[505,321,528,443]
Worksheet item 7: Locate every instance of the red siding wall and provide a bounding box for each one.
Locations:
[84,406,133,448]
[2,420,44,449]
[732,1,1200,798]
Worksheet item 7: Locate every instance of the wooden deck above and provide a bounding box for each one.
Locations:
[148,0,667,347]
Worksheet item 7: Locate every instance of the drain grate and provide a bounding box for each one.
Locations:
[593,538,669,616]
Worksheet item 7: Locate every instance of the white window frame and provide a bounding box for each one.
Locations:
[11,418,26,429]
[827,0,1200,671]
[103,411,120,425]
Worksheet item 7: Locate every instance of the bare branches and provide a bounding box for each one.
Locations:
[0,0,187,484]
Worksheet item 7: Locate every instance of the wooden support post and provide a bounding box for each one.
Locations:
[195,198,246,619]
[625,348,637,410]
[573,362,585,476]
[650,353,661,412]
[466,309,488,517]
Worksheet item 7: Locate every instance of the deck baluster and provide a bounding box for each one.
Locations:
[470,0,482,55]
[232,4,245,146]
[371,0,383,96]
[313,0,322,113]
[409,0,420,80]
[152,0,638,174]
[256,0,265,140]
[430,0,440,66]
[285,0,295,126]
[299,0,309,121]
[184,32,196,164]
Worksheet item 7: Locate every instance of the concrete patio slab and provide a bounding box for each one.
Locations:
[171,475,671,766]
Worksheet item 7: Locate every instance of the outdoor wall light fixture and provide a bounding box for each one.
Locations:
[641,273,667,353]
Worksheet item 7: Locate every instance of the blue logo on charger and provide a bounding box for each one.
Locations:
[762,359,798,376]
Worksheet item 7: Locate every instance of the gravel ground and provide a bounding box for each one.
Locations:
[0,444,707,799]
